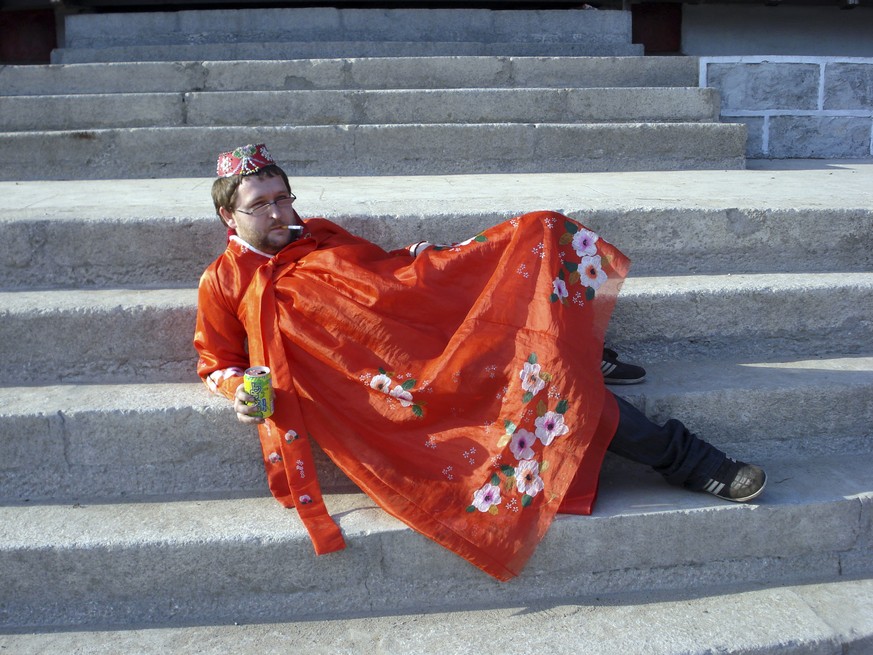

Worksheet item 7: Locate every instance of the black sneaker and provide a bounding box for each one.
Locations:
[601,348,647,385]
[701,458,767,502]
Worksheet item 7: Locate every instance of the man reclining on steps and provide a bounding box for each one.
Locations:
[194,143,766,581]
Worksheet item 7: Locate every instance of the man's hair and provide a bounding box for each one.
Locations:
[211,164,292,227]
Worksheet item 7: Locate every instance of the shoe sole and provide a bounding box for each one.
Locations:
[604,376,646,385]
[717,471,767,503]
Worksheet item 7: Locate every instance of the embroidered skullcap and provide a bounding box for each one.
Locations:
[216,143,276,177]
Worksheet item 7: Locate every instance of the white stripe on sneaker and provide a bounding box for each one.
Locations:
[704,479,725,495]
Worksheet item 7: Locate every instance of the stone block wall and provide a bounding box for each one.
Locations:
[700,56,873,159]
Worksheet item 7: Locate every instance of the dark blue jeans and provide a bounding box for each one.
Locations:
[607,393,726,490]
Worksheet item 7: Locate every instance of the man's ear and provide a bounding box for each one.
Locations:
[219,206,237,229]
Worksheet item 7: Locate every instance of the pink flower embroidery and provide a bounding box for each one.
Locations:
[390,385,414,407]
[267,452,281,464]
[510,429,537,461]
[471,483,502,512]
[571,229,599,258]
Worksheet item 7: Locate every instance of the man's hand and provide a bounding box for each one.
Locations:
[234,383,266,424]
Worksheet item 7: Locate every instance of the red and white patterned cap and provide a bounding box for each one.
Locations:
[216,143,276,177]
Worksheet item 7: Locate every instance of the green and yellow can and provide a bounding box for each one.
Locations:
[244,366,274,418]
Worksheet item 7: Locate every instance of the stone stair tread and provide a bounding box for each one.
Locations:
[7,271,872,306]
[51,41,642,64]
[0,56,699,96]
[4,163,872,220]
[0,122,747,180]
[0,87,718,132]
[2,453,871,629]
[3,577,873,654]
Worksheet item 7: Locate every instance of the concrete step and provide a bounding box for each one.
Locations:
[52,40,643,64]
[0,88,720,132]
[2,355,872,503]
[0,57,700,96]
[4,205,871,290]
[61,7,633,50]
[608,271,873,365]
[2,272,870,383]
[3,578,873,654]
[0,123,747,181]
[3,166,872,289]
[1,454,870,630]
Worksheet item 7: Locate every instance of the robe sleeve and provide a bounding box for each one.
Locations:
[194,264,249,401]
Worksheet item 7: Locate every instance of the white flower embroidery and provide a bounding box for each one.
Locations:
[515,459,545,497]
[370,374,393,393]
[579,255,607,290]
[520,361,546,396]
[535,411,570,446]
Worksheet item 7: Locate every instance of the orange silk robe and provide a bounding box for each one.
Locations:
[195,211,629,580]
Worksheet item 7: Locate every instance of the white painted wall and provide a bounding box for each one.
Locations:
[683,5,873,57]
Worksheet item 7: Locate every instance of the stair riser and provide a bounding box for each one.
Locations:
[0,88,719,132]
[5,208,871,290]
[610,277,873,364]
[0,124,747,181]
[0,57,699,96]
[2,380,871,502]
[2,278,868,383]
[0,499,863,629]
[64,8,630,47]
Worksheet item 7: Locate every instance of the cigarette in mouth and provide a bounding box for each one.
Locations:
[285,225,304,233]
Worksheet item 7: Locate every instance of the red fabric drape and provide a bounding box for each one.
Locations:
[195,211,630,580]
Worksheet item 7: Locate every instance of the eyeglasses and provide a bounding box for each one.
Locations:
[234,193,297,217]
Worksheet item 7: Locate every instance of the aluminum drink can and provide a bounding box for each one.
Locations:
[243,366,274,418]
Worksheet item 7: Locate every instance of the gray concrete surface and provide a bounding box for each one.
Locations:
[0,88,720,132]
[53,6,640,62]
[2,163,871,640]
[0,122,747,180]
[1,455,871,630]
[52,40,643,64]
[3,578,873,654]
[3,272,871,383]
[0,57,699,96]
[2,355,871,502]
[62,7,631,49]
[3,162,872,288]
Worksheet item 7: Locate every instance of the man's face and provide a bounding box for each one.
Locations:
[219,174,303,255]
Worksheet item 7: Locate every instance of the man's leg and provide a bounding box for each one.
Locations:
[607,393,766,502]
